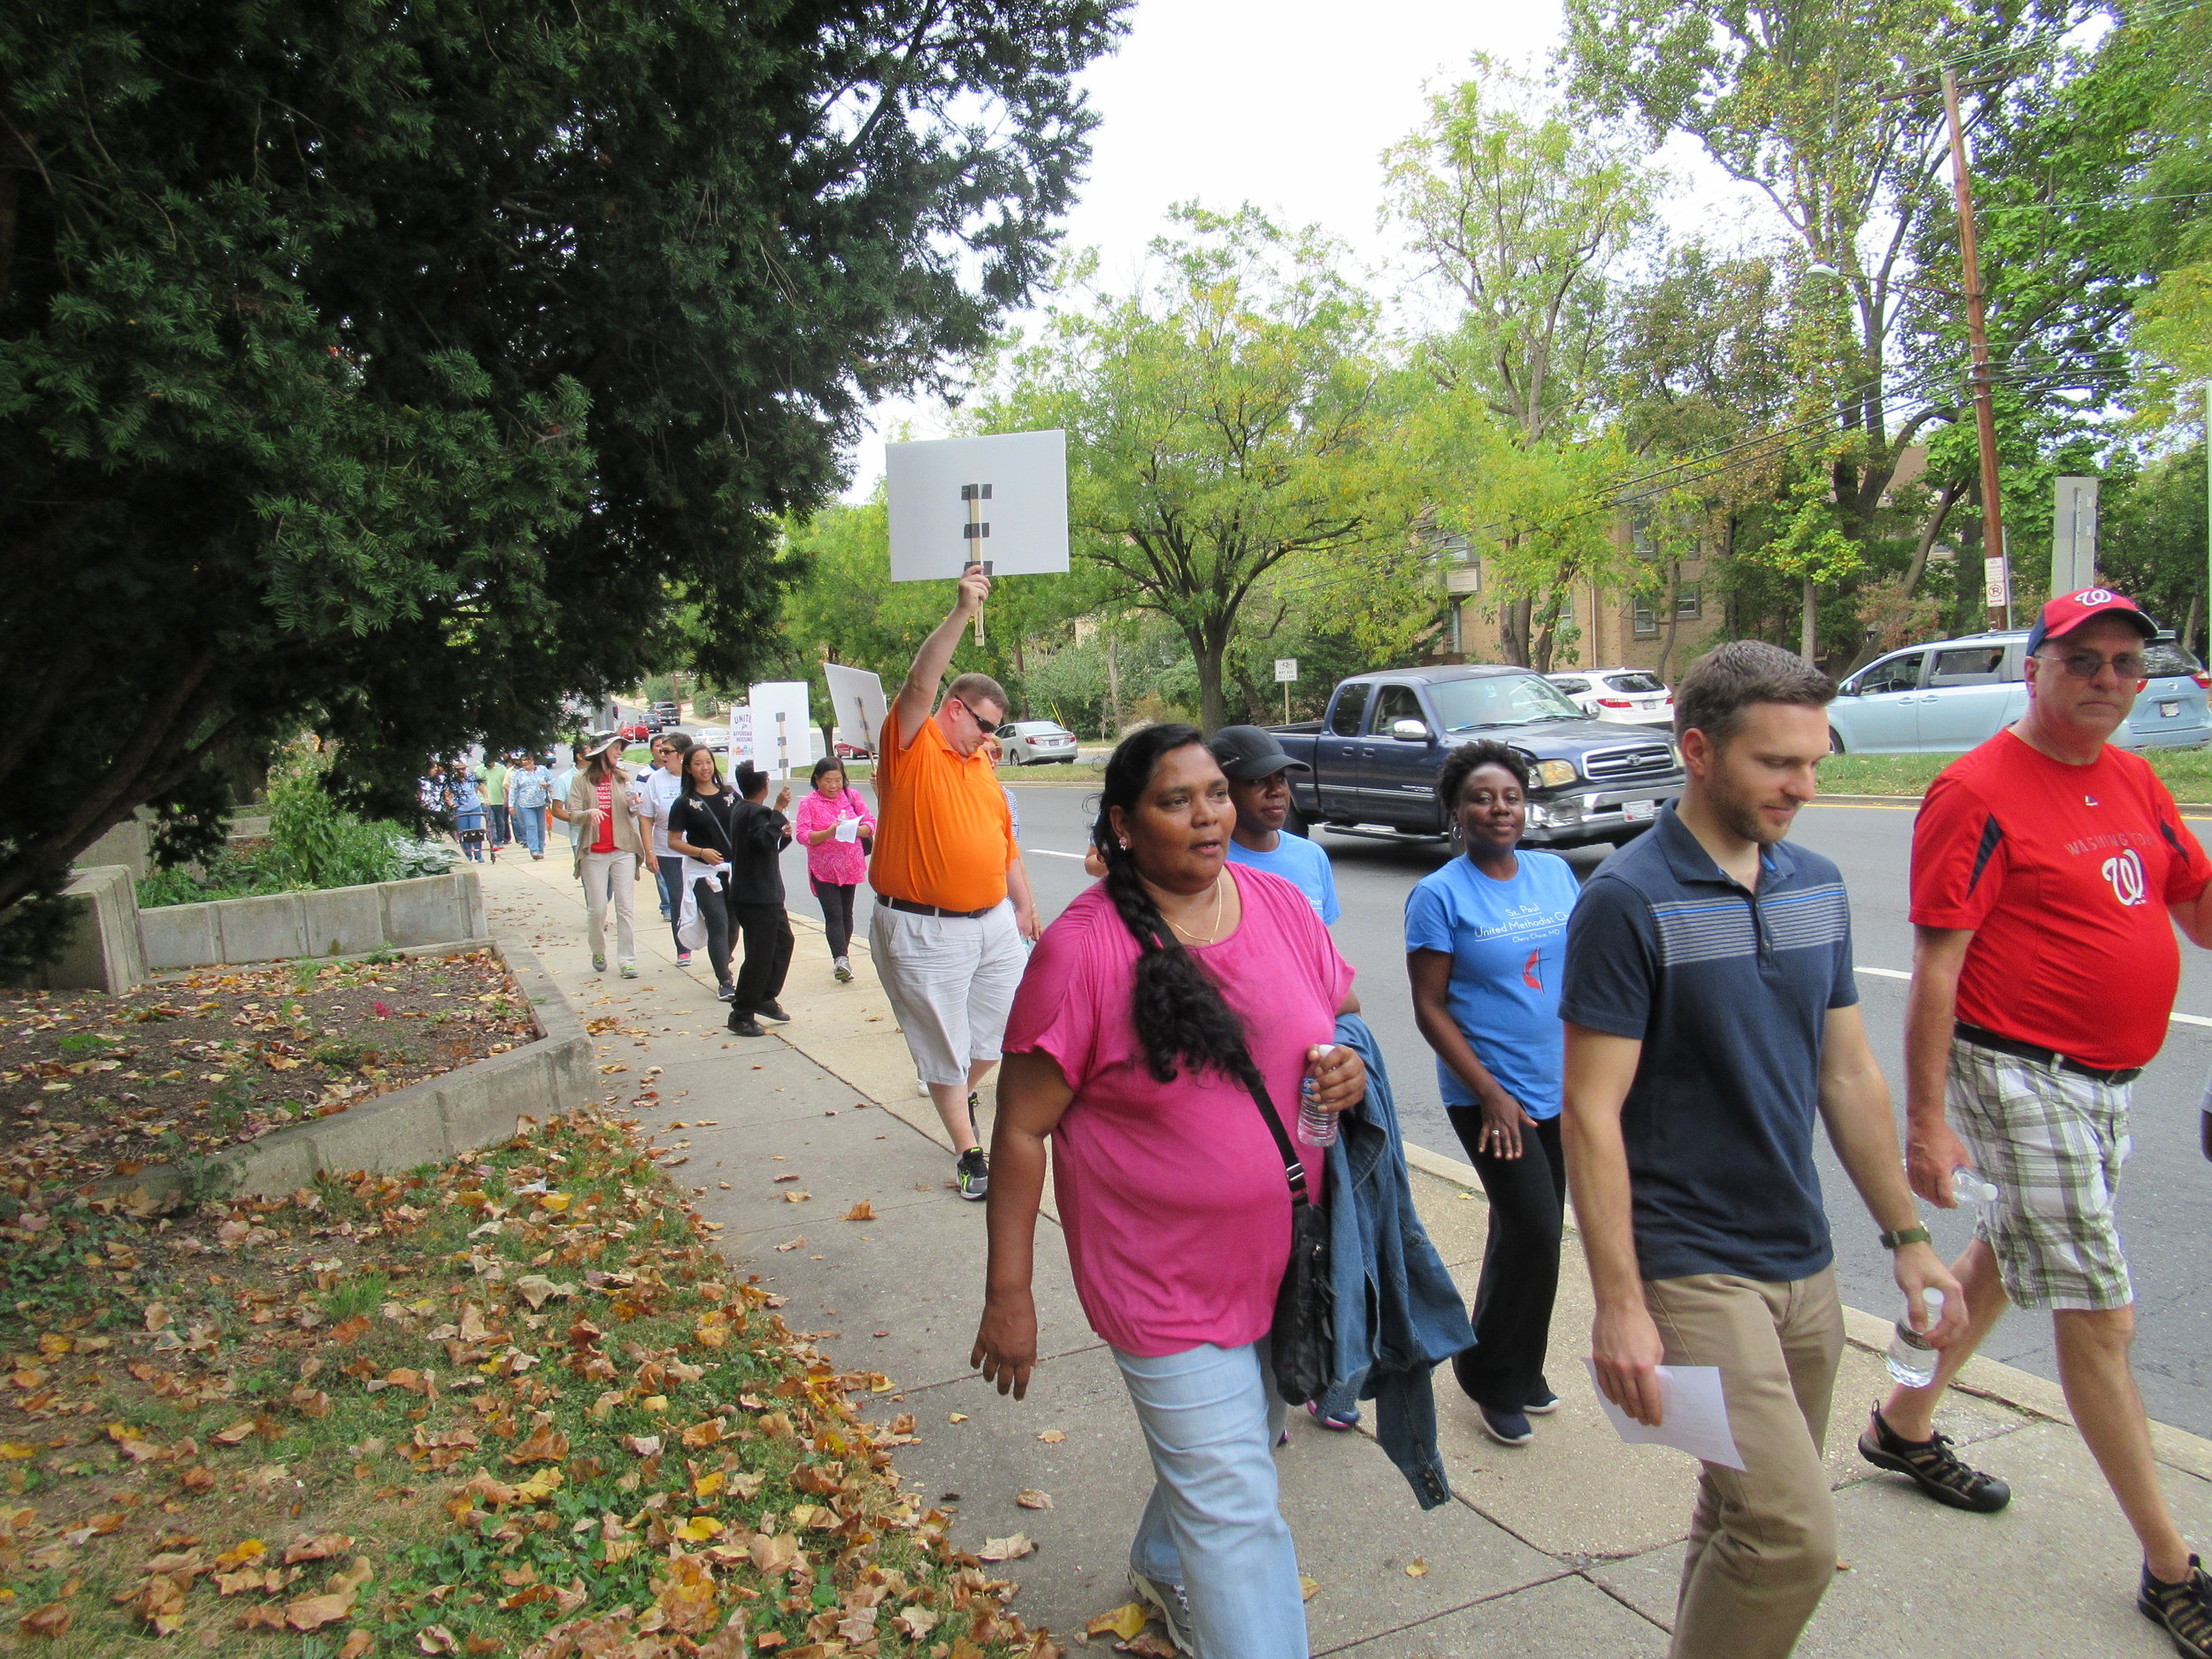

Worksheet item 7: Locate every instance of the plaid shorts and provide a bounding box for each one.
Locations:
[1948,1039,2135,1312]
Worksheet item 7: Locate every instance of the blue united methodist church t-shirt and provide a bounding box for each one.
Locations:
[1558,805,1858,1283]
[1225,831,1340,924]
[1403,852,1578,1118]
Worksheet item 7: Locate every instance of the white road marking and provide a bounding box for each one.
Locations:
[1857,964,2212,1028]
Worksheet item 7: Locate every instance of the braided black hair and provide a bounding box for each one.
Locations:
[1091,724,1259,1087]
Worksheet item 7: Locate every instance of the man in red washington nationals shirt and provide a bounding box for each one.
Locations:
[1864,588,2212,1654]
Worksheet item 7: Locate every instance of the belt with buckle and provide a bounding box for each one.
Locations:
[876,894,996,921]
[1955,1022,2142,1087]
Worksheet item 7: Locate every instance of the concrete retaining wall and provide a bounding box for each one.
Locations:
[119,936,591,1203]
[32,866,150,995]
[138,870,484,972]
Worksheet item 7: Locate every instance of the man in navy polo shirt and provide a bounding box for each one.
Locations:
[1561,641,1962,1659]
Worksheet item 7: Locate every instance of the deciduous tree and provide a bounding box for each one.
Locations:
[0,0,1124,962]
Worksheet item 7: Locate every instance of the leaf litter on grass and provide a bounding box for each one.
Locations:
[0,1105,1066,1656]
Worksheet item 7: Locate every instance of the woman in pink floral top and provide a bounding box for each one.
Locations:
[792,757,877,982]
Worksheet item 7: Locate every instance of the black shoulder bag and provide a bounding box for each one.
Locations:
[1243,1073,1334,1406]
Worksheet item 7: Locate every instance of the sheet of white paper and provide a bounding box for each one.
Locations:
[834,817,860,842]
[1582,1361,1745,1471]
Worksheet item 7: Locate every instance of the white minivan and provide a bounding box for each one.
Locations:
[1827,630,2212,754]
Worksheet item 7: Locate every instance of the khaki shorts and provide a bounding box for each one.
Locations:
[869,899,1025,1088]
[1948,1039,2134,1313]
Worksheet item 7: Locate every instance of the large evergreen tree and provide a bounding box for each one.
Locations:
[0,0,1124,956]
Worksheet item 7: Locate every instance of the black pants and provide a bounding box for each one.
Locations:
[812,879,857,959]
[732,902,795,1011]
[1446,1109,1566,1412]
[691,877,734,987]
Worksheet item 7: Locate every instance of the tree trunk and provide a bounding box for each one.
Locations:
[1194,634,1228,735]
[1105,634,1122,736]
[1903,477,1965,599]
[1801,576,1817,664]
[1500,595,1533,667]
[1658,558,1684,681]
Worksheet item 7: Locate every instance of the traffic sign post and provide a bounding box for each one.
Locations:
[1274,657,1297,723]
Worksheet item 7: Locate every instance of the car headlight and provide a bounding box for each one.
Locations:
[1534,759,1578,789]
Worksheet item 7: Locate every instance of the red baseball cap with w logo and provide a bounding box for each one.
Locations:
[2024,587,2158,654]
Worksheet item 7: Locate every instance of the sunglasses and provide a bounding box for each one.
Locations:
[949,698,1000,735]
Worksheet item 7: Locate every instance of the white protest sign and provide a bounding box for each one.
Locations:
[746,681,816,780]
[886,430,1071,582]
[822,662,890,758]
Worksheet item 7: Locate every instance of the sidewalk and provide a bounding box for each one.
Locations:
[479,849,2212,1657]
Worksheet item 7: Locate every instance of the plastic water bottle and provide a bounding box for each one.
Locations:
[1950,1165,1997,1208]
[1885,1287,1946,1388]
[1296,1071,1337,1148]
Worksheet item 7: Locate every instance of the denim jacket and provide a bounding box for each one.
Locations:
[1324,1014,1475,1510]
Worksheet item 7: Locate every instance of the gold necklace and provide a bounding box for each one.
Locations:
[1161,873,1226,946]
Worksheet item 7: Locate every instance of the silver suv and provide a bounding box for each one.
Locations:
[1827,630,2211,755]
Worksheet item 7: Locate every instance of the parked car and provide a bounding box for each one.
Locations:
[1546,667,1676,728]
[833,739,872,762]
[1826,629,2212,755]
[996,719,1079,765]
[618,720,650,743]
[1266,667,1686,849]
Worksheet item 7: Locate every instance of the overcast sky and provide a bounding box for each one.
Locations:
[840,0,1770,499]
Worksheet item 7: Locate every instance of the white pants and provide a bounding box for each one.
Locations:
[869,898,1024,1087]
[581,850,637,965]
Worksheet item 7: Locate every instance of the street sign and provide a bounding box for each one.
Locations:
[1983,555,2012,611]
[2051,476,2100,597]
[1274,658,1298,683]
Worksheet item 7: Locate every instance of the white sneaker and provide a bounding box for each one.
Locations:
[833,956,853,983]
[915,1079,930,1098]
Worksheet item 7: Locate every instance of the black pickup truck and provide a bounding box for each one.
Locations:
[1267,666,1686,849]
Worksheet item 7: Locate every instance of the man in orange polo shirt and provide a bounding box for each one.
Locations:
[871,565,1038,1201]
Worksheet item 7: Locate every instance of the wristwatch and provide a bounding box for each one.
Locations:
[1878,1225,1932,1250]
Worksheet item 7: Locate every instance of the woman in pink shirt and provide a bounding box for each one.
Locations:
[972,724,1364,1659]
[791,757,875,982]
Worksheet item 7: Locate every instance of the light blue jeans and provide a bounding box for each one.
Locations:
[512,804,547,856]
[1112,1340,1307,1659]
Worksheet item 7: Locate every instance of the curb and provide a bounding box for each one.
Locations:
[1400,1140,2212,1483]
[120,935,595,1204]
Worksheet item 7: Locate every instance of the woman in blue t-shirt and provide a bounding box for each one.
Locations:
[1404,740,1581,1448]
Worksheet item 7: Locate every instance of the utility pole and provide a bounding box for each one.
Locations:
[1943,68,2009,631]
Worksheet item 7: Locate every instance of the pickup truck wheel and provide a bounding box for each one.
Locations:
[1282,799,1310,838]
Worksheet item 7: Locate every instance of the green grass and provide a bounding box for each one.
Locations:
[1819,745,2212,802]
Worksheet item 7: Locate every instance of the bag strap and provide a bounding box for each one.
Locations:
[1242,1073,1315,1210]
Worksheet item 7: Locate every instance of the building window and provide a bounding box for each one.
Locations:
[1632,595,1660,638]
[1675,584,1702,619]
[1555,591,1574,625]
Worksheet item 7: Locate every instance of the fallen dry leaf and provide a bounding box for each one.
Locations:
[977,1533,1035,1562]
[286,1590,357,1631]
[842,1201,875,1221]
[339,1632,375,1659]
[1300,1575,1320,1601]
[1038,1430,1066,1443]
[1087,1603,1148,1641]
[895,1606,940,1640]
[1015,1489,1054,1509]
[19,1601,73,1637]
[1405,1557,1429,1578]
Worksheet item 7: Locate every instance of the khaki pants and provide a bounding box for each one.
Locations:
[1643,1269,1844,1659]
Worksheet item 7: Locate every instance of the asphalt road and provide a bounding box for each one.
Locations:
[896,784,2212,1440]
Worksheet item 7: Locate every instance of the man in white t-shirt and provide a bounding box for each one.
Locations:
[1208,725,1340,924]
[640,733,694,959]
